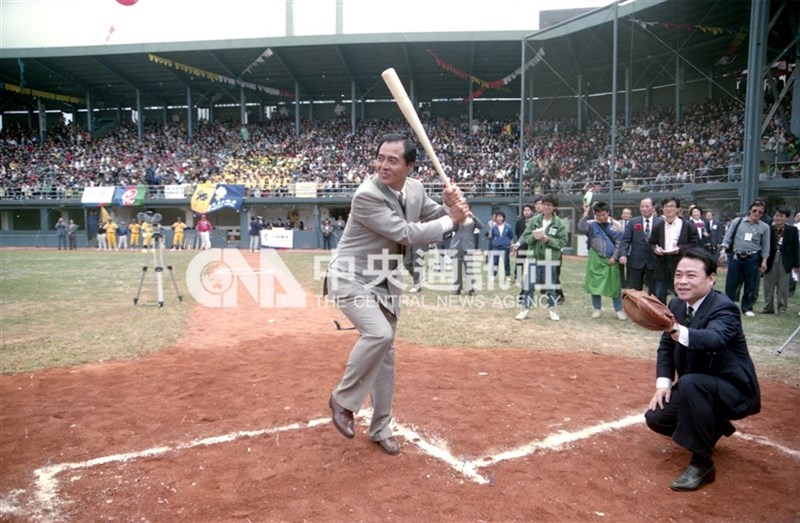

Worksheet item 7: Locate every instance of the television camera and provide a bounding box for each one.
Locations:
[133,211,183,307]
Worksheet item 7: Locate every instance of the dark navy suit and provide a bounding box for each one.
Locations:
[618,214,662,293]
[645,289,761,459]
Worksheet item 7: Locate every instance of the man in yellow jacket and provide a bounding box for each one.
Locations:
[129,219,141,250]
[141,221,154,252]
[171,217,187,250]
[105,219,118,251]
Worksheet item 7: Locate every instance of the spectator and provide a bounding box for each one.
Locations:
[688,206,713,253]
[515,195,568,321]
[718,201,770,317]
[117,221,130,250]
[488,211,514,281]
[704,209,724,257]
[171,217,187,250]
[513,203,535,284]
[618,208,632,287]
[97,220,107,251]
[761,207,799,315]
[249,216,262,252]
[578,201,626,320]
[321,218,334,250]
[791,210,800,297]
[649,198,700,304]
[196,214,212,250]
[67,219,79,249]
[55,217,67,250]
[450,205,484,296]
[129,219,141,250]
[106,219,118,251]
[619,197,662,294]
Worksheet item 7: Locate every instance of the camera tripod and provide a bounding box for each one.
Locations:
[777,324,799,355]
[133,232,183,307]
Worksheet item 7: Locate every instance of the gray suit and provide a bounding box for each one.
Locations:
[327,175,448,440]
[450,214,485,293]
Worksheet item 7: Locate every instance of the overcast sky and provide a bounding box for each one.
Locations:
[1,0,613,49]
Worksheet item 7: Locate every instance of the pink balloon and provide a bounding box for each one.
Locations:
[117,0,138,5]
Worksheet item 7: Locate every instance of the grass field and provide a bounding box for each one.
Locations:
[1,248,798,384]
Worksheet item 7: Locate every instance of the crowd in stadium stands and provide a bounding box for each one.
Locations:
[0,95,797,200]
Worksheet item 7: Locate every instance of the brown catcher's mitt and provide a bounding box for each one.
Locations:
[621,289,676,331]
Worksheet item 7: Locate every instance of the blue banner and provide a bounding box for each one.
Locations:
[207,184,245,213]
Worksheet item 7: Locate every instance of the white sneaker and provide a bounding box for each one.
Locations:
[591,309,602,319]
[744,311,755,317]
[548,309,560,321]
[515,309,529,321]
[408,286,420,294]
[616,310,627,321]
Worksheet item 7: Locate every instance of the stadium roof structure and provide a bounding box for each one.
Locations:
[0,0,795,114]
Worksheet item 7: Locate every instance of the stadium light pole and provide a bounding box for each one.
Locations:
[518,39,526,215]
[608,0,619,212]
[741,0,769,212]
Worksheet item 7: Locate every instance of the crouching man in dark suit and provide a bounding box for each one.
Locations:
[644,246,761,491]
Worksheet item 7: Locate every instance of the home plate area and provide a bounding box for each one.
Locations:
[1,332,798,521]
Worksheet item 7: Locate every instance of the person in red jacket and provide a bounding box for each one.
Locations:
[196,214,212,250]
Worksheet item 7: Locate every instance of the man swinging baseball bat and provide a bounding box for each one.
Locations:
[326,70,470,456]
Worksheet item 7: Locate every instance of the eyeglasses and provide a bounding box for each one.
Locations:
[750,208,765,214]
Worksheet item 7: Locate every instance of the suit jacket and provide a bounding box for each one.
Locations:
[658,290,760,419]
[706,218,724,249]
[618,214,662,270]
[450,214,485,255]
[766,223,800,273]
[648,218,700,253]
[326,175,447,317]
[687,218,712,250]
[514,215,529,244]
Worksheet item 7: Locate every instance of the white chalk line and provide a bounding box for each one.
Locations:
[367,411,492,485]
[734,432,800,459]
[470,413,645,468]
[8,418,331,522]
[3,412,798,520]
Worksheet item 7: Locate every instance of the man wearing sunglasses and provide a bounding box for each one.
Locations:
[718,201,771,316]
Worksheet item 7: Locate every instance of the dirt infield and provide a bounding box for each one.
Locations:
[1,294,799,522]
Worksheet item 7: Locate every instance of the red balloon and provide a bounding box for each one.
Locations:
[117,0,138,5]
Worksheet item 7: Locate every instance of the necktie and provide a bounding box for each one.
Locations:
[644,218,650,237]
[397,192,407,258]
[683,306,694,326]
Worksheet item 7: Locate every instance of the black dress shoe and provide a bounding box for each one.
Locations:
[468,289,475,296]
[452,290,461,295]
[722,420,736,437]
[329,395,355,439]
[375,436,400,455]
[670,463,716,491]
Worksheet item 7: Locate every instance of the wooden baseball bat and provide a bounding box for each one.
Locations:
[381,68,450,188]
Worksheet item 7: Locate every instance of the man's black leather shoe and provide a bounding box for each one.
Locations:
[722,420,736,437]
[375,436,401,455]
[670,463,716,491]
[329,395,355,439]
